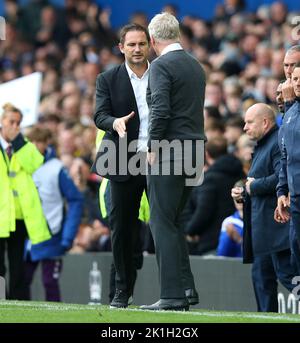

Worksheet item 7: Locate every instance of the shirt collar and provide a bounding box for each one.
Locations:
[0,132,9,150]
[161,42,183,56]
[125,62,150,80]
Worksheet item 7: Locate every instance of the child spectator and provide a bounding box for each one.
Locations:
[24,127,83,302]
[217,179,245,258]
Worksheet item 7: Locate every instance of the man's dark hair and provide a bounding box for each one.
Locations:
[206,137,228,160]
[205,106,222,120]
[119,23,150,45]
[225,116,244,130]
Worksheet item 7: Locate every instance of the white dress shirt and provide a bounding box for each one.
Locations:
[0,133,10,151]
[125,62,150,152]
[160,42,183,56]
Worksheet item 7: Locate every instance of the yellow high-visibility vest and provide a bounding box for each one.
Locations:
[0,140,51,244]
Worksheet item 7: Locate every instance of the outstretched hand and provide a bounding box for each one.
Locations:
[113,111,135,138]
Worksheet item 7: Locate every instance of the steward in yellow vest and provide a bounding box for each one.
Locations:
[0,103,51,299]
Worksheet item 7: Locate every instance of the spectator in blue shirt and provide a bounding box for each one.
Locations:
[217,181,244,258]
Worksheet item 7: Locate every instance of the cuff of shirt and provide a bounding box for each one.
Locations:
[277,190,289,198]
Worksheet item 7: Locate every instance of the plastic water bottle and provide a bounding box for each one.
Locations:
[88,261,102,305]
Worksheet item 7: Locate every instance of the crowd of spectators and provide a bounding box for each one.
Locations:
[0,0,299,256]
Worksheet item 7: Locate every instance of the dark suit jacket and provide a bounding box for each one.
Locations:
[244,125,290,257]
[92,64,140,181]
[147,50,206,148]
[146,49,206,184]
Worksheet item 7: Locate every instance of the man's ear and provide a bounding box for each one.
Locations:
[118,43,124,54]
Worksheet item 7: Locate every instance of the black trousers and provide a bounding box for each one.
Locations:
[108,220,145,302]
[110,174,147,295]
[0,220,28,300]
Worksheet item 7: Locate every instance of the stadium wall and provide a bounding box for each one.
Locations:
[30,253,299,314]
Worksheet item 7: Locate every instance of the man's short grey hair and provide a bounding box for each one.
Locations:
[148,12,180,41]
[286,45,300,55]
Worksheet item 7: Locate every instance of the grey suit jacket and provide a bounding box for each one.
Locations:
[147,49,206,149]
[147,49,206,185]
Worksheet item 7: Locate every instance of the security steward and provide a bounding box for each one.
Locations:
[0,103,51,299]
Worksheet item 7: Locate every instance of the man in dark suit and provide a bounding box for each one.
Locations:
[141,13,206,311]
[93,23,150,308]
[232,103,296,312]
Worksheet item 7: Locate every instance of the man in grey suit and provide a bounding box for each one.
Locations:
[141,13,206,311]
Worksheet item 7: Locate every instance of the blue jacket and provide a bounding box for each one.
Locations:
[27,149,83,261]
[216,211,243,258]
[277,99,300,197]
[247,125,289,255]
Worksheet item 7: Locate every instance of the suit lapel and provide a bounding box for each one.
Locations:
[119,64,140,125]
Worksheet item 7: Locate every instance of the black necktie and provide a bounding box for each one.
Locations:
[6,144,12,159]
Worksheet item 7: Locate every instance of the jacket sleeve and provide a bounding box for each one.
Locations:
[12,133,44,174]
[94,74,116,132]
[184,176,217,235]
[276,138,289,197]
[250,142,281,196]
[58,168,83,249]
[148,61,172,150]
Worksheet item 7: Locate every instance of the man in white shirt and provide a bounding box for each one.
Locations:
[93,23,150,308]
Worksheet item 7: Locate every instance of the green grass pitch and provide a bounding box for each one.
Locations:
[0,300,299,323]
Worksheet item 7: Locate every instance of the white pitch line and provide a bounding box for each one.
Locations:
[0,301,98,311]
[0,301,299,322]
[127,308,300,322]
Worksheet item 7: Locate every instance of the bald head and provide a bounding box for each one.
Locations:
[247,103,276,121]
[244,103,276,141]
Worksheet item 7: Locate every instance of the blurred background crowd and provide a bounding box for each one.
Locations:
[0,0,299,257]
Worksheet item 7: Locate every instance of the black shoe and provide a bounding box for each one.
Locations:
[140,298,189,311]
[185,288,199,305]
[110,289,130,309]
